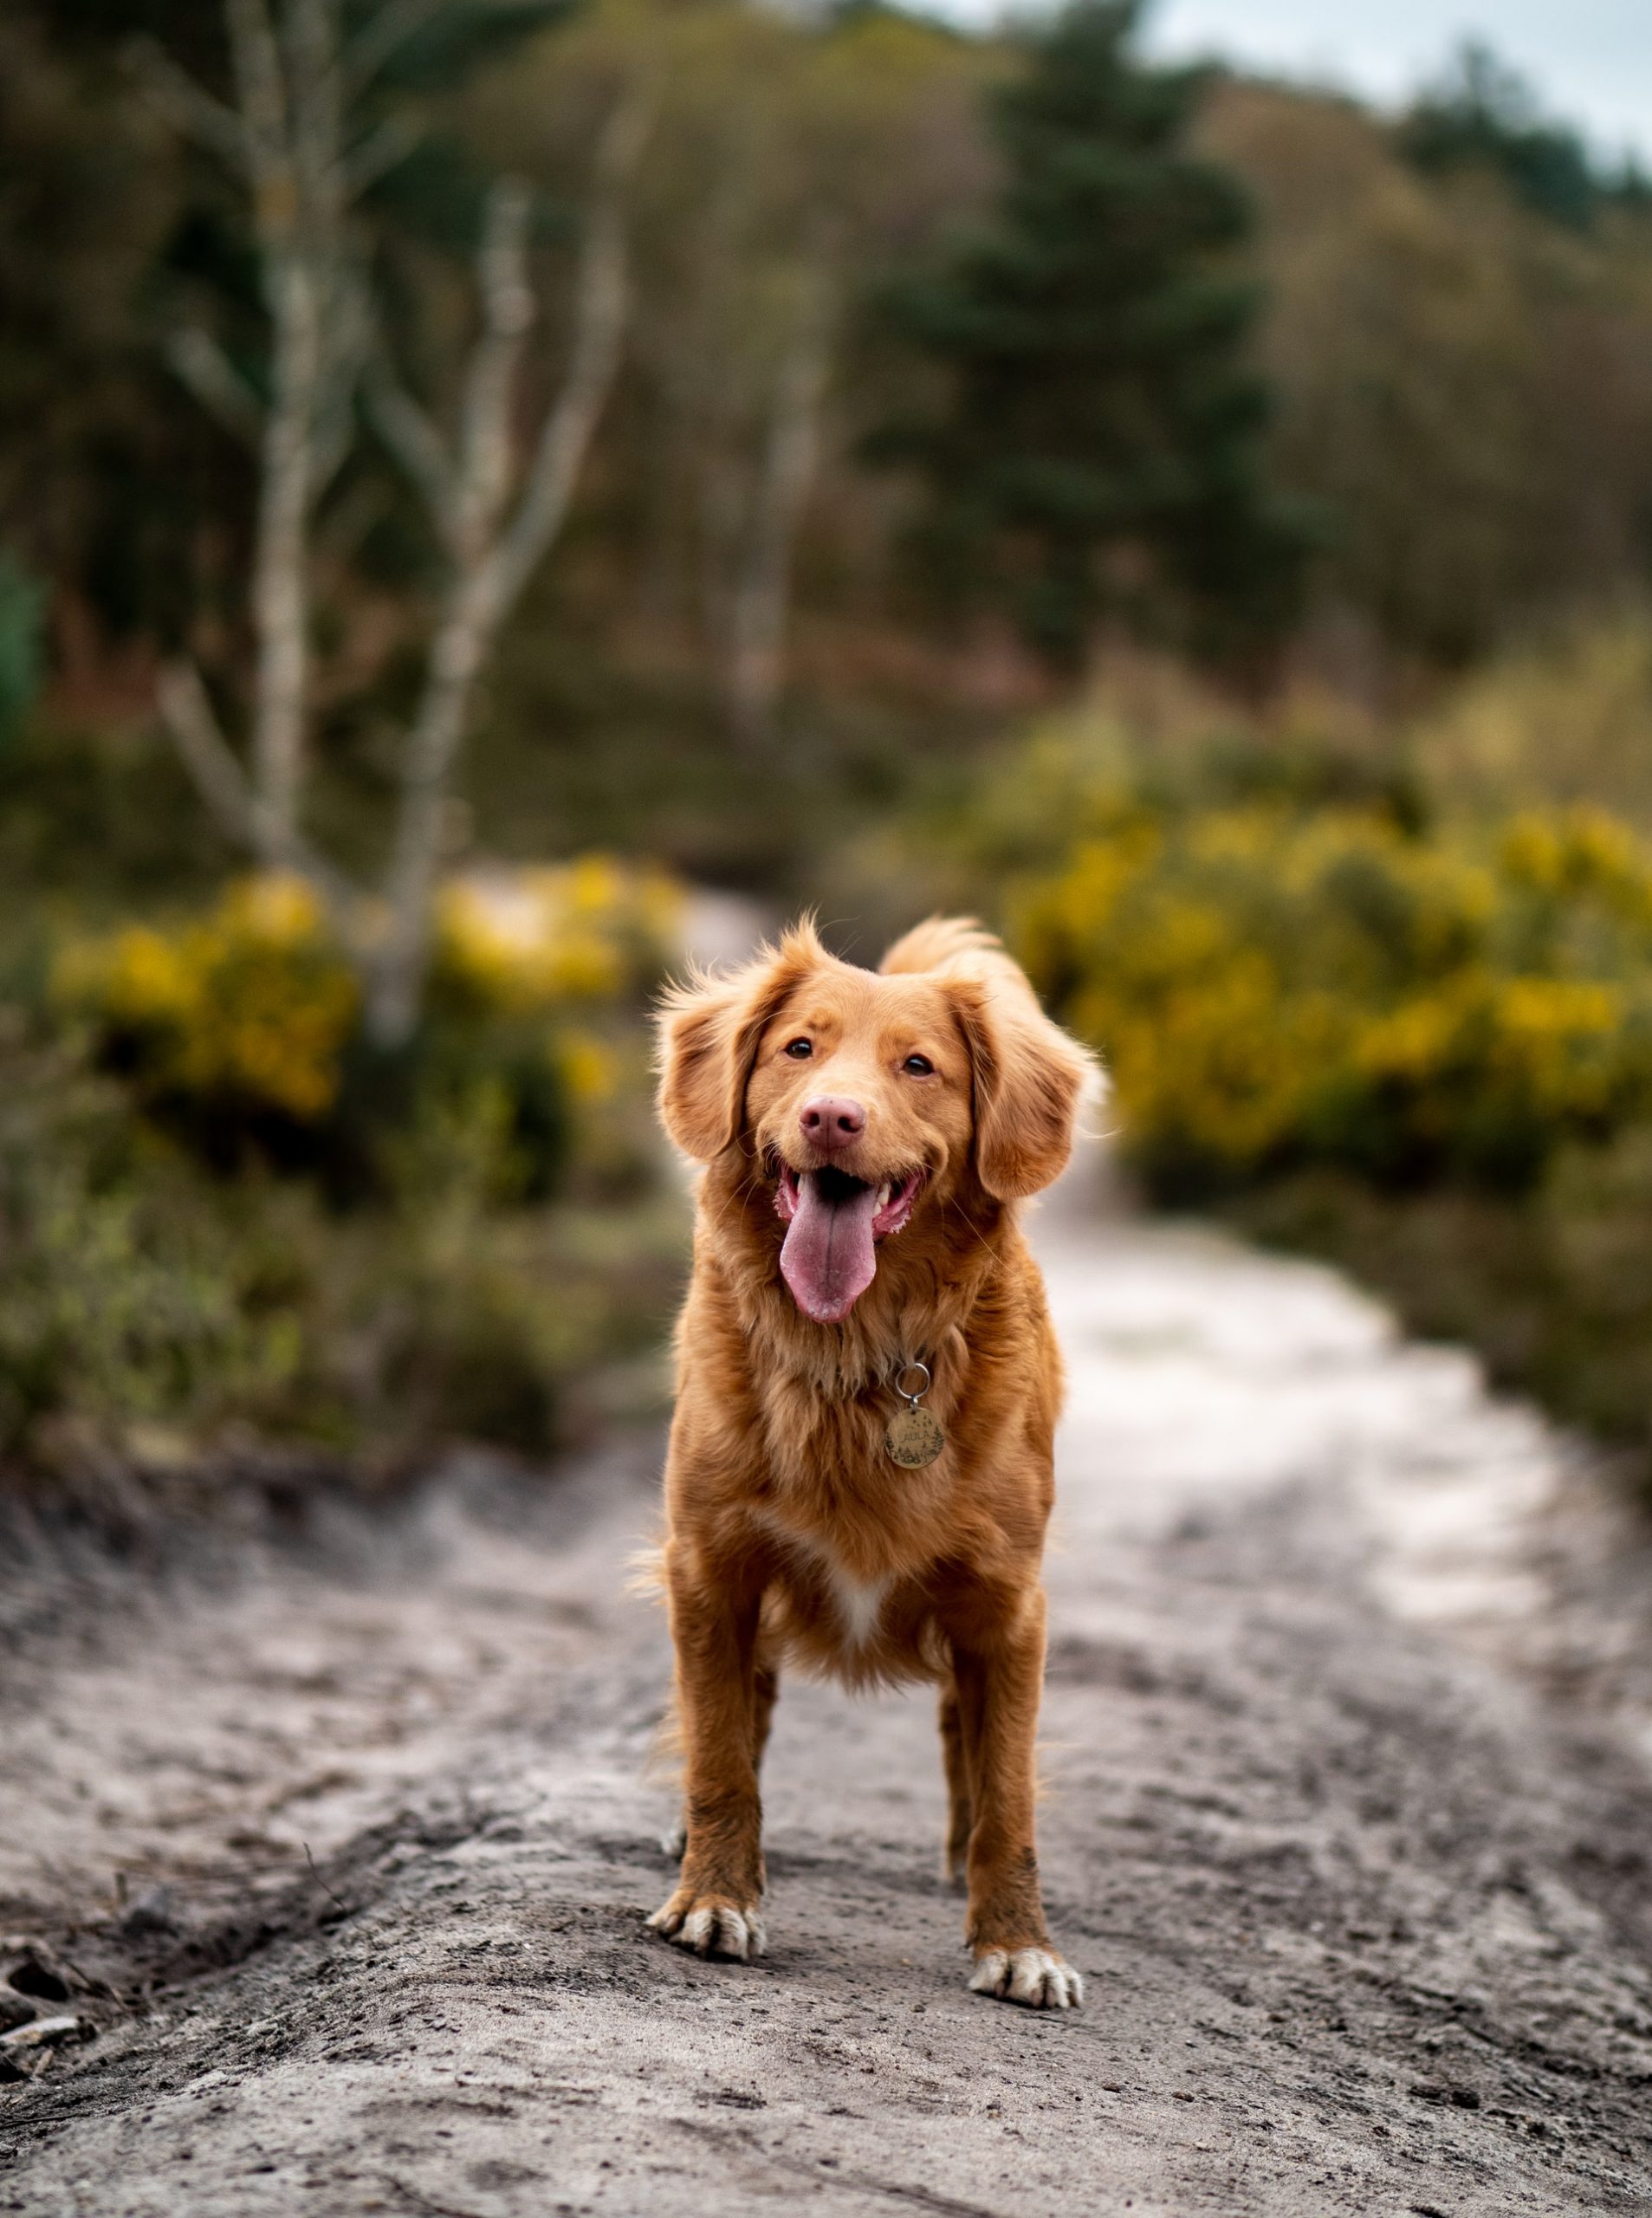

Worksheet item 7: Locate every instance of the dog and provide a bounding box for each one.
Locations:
[647,914,1096,2008]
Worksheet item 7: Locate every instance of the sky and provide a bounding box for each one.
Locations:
[950,1,1652,170]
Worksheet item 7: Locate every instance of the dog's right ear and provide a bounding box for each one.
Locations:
[655,971,750,1159]
[656,921,826,1160]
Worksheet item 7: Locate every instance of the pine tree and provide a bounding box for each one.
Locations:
[876,0,1309,669]
[1400,42,1642,231]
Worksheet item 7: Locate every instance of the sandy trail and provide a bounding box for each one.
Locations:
[4,1199,1652,2216]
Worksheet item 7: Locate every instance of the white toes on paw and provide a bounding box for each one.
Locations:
[969,1947,1083,2010]
[647,1899,765,1961]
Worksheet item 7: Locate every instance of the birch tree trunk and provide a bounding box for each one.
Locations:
[249,250,323,851]
[146,0,650,1053]
[723,261,834,756]
[365,90,650,1048]
[228,0,343,854]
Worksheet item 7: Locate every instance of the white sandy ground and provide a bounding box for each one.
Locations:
[4,1185,1652,2215]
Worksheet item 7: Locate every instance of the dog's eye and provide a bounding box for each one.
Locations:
[784,1038,813,1060]
[901,1054,934,1077]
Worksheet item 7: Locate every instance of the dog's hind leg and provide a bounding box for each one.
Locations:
[938,1675,973,1889]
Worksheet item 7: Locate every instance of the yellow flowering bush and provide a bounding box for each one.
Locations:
[424,856,681,1196]
[1013,802,1652,1196]
[431,856,681,1017]
[56,875,359,1126]
[57,858,682,1184]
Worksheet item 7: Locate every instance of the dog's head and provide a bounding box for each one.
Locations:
[657,917,1097,1325]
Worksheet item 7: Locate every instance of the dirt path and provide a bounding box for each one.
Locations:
[5,1199,1652,2216]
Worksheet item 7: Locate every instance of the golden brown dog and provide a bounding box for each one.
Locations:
[648,915,1095,2008]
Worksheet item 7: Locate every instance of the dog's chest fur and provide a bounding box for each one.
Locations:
[741,1367,962,1681]
[750,1506,892,1649]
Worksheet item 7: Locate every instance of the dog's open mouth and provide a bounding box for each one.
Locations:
[772,1163,926,1324]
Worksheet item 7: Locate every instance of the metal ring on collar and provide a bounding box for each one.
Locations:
[894,1360,931,1404]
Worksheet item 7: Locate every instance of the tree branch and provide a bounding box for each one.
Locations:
[342,0,450,97]
[157,662,362,918]
[489,82,654,614]
[340,110,423,201]
[364,86,654,1047]
[166,327,265,446]
[725,257,836,752]
[224,0,290,179]
[312,256,374,490]
[454,177,535,560]
[126,38,253,172]
[284,0,347,222]
[158,661,263,852]
[366,360,456,536]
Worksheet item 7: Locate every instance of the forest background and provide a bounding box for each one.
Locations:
[8,0,1652,1527]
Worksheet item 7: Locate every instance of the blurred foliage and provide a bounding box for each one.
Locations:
[873,0,1311,668]
[0,853,684,1486]
[57,858,677,1189]
[1400,43,1649,233]
[0,1028,682,1481]
[0,1043,301,1467]
[1015,794,1652,1197]
[0,553,45,755]
[432,855,680,1016]
[1201,80,1652,674]
[842,624,1652,1485]
[0,717,233,917]
[4,0,1651,886]
[1410,613,1652,827]
[61,876,363,1131]
[5,0,1652,1503]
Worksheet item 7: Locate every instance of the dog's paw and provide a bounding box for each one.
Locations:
[968,1946,1083,2010]
[659,1813,687,1859]
[646,1891,765,1961]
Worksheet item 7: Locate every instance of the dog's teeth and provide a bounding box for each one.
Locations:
[877,1184,891,1209]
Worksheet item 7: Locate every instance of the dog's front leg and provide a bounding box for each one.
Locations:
[951,1592,1083,2011]
[647,1544,768,1962]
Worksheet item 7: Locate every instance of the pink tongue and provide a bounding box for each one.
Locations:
[780,1171,880,1323]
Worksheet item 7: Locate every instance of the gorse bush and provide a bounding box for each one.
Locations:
[57,858,681,1192]
[0,855,688,1483]
[1014,798,1652,1197]
[431,857,682,1018]
[57,876,360,1131]
[843,641,1652,1488]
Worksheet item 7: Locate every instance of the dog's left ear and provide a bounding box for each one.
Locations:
[656,921,827,1160]
[949,973,1097,1201]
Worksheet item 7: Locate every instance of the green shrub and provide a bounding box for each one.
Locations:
[0,1048,301,1470]
[0,1029,683,1485]
[0,553,44,757]
[0,851,688,1488]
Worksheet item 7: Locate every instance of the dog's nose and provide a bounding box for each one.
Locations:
[799,1095,865,1151]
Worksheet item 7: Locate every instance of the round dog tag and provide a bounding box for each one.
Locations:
[885,1404,945,1468]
